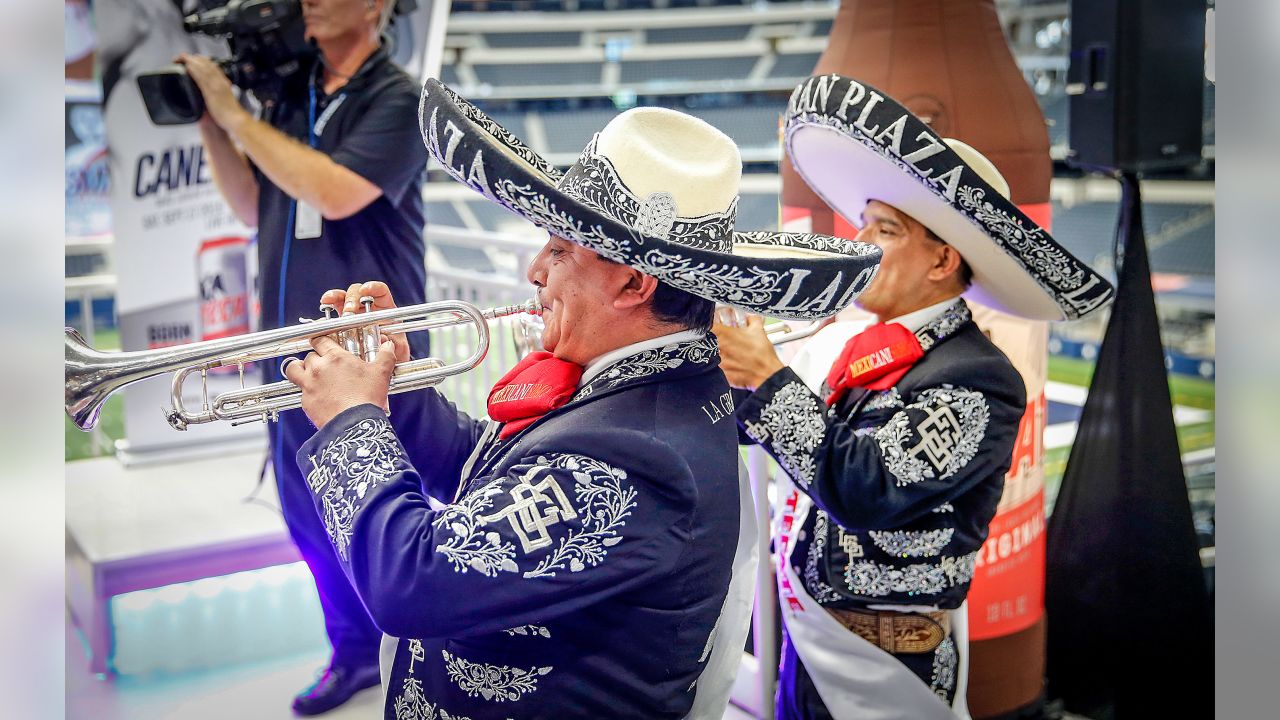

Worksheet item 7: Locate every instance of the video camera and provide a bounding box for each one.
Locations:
[138,0,312,125]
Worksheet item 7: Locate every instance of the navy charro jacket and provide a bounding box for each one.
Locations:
[297,334,740,719]
[737,300,1026,610]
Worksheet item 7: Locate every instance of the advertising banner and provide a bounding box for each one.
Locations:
[99,0,258,462]
[66,81,111,241]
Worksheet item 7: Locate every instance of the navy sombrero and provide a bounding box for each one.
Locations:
[784,73,1114,321]
[419,78,883,320]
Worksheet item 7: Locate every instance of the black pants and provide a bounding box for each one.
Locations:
[272,387,438,670]
[776,627,960,720]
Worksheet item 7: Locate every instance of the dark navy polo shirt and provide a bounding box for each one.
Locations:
[254,45,429,374]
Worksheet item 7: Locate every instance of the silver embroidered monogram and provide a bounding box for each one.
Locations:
[479,467,578,554]
[875,386,991,486]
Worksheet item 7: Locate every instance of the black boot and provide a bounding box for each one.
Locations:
[292,662,381,716]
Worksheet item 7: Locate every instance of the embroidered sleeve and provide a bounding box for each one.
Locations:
[736,369,831,491]
[303,409,412,561]
[298,405,695,640]
[737,370,1021,530]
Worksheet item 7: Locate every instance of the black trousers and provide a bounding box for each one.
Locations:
[271,387,438,669]
[776,627,960,720]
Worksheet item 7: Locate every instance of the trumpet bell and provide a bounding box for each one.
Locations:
[65,327,123,431]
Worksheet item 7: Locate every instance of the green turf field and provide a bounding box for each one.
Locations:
[1042,355,1215,511]
[65,327,124,461]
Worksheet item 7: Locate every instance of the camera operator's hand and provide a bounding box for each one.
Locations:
[177,54,251,134]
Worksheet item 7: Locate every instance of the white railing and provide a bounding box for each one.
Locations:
[424,225,546,420]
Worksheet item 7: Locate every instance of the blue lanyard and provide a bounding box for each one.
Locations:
[276,71,324,332]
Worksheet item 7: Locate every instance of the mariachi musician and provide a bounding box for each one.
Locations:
[715,74,1113,720]
[280,79,883,719]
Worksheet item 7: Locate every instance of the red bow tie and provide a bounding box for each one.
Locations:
[487,351,584,439]
[824,323,924,406]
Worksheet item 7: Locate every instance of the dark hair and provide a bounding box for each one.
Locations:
[597,252,715,331]
[651,281,715,332]
[923,227,973,289]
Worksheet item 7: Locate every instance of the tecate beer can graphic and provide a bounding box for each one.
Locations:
[197,236,251,342]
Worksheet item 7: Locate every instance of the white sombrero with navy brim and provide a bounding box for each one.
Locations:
[784,73,1114,321]
[419,78,883,320]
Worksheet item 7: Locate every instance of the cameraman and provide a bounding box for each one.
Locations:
[179,0,430,714]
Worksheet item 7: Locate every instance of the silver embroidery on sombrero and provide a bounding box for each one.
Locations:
[635,192,677,240]
[736,230,880,257]
[434,83,561,182]
[421,81,883,319]
[787,109,1106,320]
[490,176,632,260]
[557,140,737,251]
[954,185,1105,318]
[633,250,787,309]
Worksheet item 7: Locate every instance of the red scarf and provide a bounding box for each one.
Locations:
[824,322,924,406]
[487,351,584,439]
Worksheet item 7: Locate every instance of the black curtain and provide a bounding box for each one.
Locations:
[1045,172,1213,718]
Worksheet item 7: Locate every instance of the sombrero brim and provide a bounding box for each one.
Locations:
[783,74,1114,321]
[419,78,883,320]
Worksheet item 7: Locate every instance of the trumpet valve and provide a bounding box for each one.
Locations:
[359,296,381,361]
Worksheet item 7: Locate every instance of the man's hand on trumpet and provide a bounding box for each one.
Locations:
[712,310,785,391]
[320,281,413,363]
[283,281,406,429]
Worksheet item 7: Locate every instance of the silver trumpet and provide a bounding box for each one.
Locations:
[714,306,831,346]
[509,310,827,358]
[65,297,542,432]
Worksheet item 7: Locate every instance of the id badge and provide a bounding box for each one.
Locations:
[295,201,322,239]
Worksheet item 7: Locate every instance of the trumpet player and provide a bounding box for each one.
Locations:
[715,76,1113,720]
[278,85,881,719]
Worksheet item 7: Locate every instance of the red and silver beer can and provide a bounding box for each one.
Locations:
[197,236,251,341]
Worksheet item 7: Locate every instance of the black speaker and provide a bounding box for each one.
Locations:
[1067,0,1206,172]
